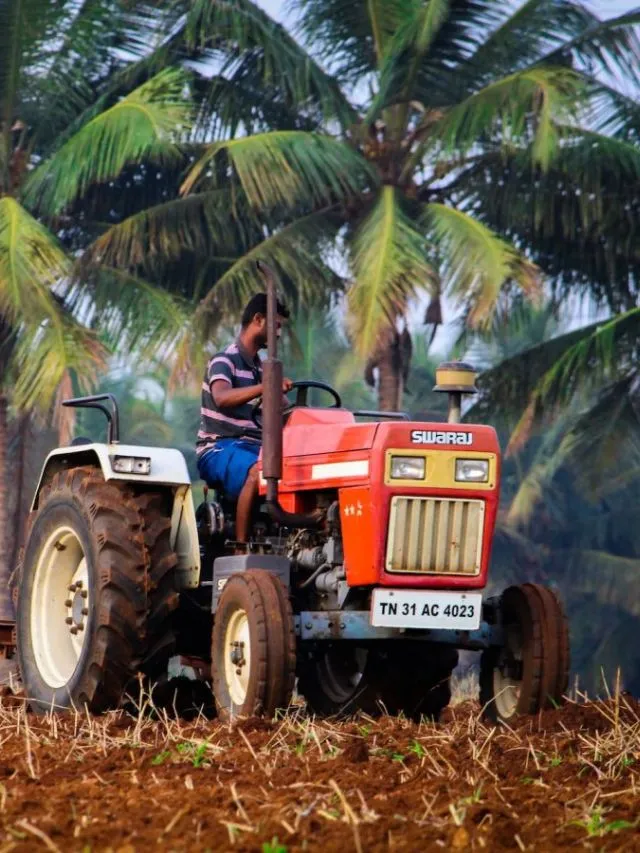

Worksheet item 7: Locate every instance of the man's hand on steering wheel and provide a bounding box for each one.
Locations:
[251,379,342,429]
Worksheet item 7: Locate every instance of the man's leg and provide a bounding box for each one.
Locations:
[235,463,259,543]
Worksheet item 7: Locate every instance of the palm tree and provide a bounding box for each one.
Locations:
[463,299,640,694]
[98,0,640,411]
[0,0,201,614]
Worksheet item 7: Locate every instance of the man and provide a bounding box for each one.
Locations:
[196,292,292,544]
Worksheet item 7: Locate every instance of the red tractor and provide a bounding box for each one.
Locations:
[4,270,568,723]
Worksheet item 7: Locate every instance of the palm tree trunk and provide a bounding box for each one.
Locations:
[373,325,412,412]
[8,413,27,573]
[0,394,13,622]
[377,345,404,411]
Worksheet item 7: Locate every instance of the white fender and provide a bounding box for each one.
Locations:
[31,443,201,588]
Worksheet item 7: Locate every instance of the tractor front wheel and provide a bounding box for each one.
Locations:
[480,583,569,725]
[211,570,295,720]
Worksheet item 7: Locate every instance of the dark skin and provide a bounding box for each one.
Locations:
[211,311,292,543]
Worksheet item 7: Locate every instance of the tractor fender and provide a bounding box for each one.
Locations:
[211,555,291,612]
[30,443,200,589]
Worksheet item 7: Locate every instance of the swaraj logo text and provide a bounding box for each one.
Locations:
[411,430,473,446]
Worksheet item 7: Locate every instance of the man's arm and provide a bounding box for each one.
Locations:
[211,377,294,409]
[211,380,263,409]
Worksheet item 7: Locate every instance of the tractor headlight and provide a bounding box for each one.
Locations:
[111,455,151,475]
[390,456,425,480]
[455,458,489,483]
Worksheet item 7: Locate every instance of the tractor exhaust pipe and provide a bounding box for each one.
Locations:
[256,261,320,529]
[433,361,478,423]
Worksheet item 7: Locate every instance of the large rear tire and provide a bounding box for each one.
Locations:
[480,583,569,725]
[211,570,295,720]
[16,467,178,714]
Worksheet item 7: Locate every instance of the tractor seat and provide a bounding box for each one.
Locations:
[70,436,93,446]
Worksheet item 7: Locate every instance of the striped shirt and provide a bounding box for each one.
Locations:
[196,340,262,458]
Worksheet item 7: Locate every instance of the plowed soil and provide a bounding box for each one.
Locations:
[0,687,639,853]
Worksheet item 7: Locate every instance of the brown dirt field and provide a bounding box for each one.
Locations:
[0,689,639,853]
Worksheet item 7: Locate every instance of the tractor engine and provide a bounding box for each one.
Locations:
[285,500,346,602]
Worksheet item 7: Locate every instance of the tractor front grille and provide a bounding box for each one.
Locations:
[385,497,484,575]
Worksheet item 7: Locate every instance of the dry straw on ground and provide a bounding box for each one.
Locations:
[0,672,638,852]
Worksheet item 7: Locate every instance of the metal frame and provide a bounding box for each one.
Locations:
[294,610,503,649]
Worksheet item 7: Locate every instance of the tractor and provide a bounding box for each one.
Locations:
[3,266,569,724]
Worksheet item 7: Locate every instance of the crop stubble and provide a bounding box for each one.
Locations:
[0,686,638,852]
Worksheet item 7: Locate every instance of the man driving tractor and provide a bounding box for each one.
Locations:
[196,292,292,543]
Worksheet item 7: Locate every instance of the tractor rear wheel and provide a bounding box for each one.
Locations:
[297,645,381,717]
[211,570,295,720]
[16,467,178,714]
[480,583,569,724]
[383,644,458,722]
[298,643,457,721]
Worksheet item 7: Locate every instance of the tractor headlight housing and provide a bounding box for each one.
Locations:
[455,458,489,483]
[111,455,151,475]
[390,455,425,480]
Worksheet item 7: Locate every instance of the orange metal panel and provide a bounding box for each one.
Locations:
[339,486,378,585]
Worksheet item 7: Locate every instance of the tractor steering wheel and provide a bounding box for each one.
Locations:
[251,380,342,429]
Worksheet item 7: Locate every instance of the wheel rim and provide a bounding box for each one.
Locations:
[29,525,91,689]
[492,624,523,719]
[317,647,367,703]
[224,609,251,707]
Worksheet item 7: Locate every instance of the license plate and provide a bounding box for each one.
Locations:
[370,589,482,630]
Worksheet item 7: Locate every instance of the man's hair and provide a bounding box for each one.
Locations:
[241,292,290,327]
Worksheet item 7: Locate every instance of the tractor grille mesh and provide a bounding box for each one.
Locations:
[385,497,484,575]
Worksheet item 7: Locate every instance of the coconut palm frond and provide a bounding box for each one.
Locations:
[12,312,107,413]
[294,0,409,81]
[65,266,190,363]
[430,66,581,170]
[349,186,437,357]
[553,549,640,620]
[24,0,130,143]
[503,308,640,454]
[184,0,354,124]
[426,203,540,327]
[370,0,450,118]
[181,130,375,210]
[541,9,640,83]
[0,196,70,322]
[462,0,595,83]
[193,206,344,326]
[455,138,640,307]
[585,79,640,141]
[84,191,252,273]
[23,67,192,216]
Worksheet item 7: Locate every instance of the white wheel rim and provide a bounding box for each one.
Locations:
[493,625,523,719]
[223,609,251,707]
[30,525,91,689]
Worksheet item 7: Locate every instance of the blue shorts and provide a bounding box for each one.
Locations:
[197,439,261,500]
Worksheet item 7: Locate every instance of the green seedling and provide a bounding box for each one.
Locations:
[409,740,426,758]
[175,741,210,767]
[358,724,371,737]
[460,784,484,806]
[571,808,635,837]
[549,756,563,767]
[262,838,288,853]
[151,750,171,766]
